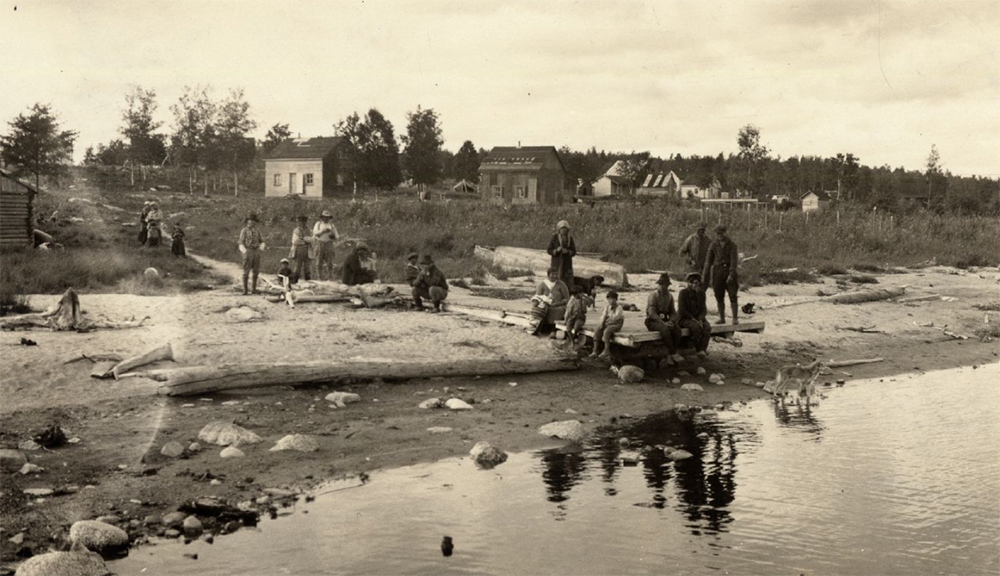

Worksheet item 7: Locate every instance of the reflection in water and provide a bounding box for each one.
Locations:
[538,445,588,520]
[771,397,825,440]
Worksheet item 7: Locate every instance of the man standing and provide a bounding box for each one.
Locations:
[677,272,712,358]
[679,223,710,273]
[238,213,265,295]
[312,210,339,280]
[645,273,683,366]
[412,254,449,313]
[702,224,740,324]
[289,215,315,282]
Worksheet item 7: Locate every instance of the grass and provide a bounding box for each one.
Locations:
[973,302,1000,312]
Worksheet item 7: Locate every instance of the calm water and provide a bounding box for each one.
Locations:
[114,364,1000,575]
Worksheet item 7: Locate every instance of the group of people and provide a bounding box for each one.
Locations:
[138,201,185,256]
[238,210,449,311]
[530,219,741,361]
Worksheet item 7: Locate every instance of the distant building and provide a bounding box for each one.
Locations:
[801,190,833,212]
[637,171,682,198]
[0,168,37,248]
[593,160,631,197]
[479,146,567,205]
[264,137,352,199]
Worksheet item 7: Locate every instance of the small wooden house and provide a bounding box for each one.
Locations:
[637,170,682,198]
[0,168,37,248]
[593,160,630,197]
[264,137,352,199]
[801,190,832,212]
[479,146,567,205]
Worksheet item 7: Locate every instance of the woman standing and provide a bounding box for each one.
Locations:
[546,220,576,288]
[138,201,151,246]
[145,202,164,247]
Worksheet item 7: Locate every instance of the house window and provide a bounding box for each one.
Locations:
[492,185,504,198]
[516,186,527,198]
[304,174,314,186]
[274,174,282,186]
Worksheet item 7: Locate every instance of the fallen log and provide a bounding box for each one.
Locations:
[92,342,176,379]
[827,287,905,305]
[896,294,941,304]
[264,293,351,304]
[64,353,123,365]
[826,357,884,368]
[142,356,580,396]
[474,245,629,287]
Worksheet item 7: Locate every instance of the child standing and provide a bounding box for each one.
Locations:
[563,285,589,345]
[404,252,421,286]
[590,290,624,360]
[170,224,186,257]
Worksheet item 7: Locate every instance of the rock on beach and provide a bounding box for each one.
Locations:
[538,420,586,442]
[68,520,129,554]
[197,421,261,447]
[14,551,111,576]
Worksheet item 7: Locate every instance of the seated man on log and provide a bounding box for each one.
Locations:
[341,243,378,286]
[412,254,449,313]
[645,273,683,366]
[677,272,711,359]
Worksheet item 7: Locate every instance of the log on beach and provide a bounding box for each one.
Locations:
[474,245,629,287]
[147,356,580,396]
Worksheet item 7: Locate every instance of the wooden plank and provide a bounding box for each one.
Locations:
[553,319,766,348]
[441,303,534,328]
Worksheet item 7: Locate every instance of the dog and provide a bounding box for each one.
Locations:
[572,275,605,308]
[741,302,756,316]
[764,360,826,398]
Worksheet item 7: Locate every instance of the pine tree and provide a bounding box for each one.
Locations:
[0,103,77,191]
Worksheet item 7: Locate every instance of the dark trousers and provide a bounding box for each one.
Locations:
[413,286,447,309]
[592,320,623,355]
[679,318,712,352]
[644,317,679,353]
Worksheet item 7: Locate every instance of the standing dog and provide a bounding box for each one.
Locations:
[764,360,826,398]
[572,275,605,308]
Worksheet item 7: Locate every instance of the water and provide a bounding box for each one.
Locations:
[114,364,1000,575]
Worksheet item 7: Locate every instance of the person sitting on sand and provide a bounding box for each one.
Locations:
[170,223,186,257]
[289,216,315,282]
[412,254,449,313]
[404,252,421,286]
[590,290,624,360]
[276,258,296,287]
[645,273,683,366]
[677,272,711,358]
[341,243,378,286]
[563,285,590,345]
[528,267,569,335]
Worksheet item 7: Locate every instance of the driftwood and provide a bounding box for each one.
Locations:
[896,294,941,304]
[474,245,629,287]
[64,353,124,365]
[265,293,351,304]
[767,287,906,310]
[142,356,580,396]
[826,357,884,368]
[0,288,149,332]
[92,342,176,379]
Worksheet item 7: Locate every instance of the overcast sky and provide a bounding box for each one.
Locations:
[1,0,997,176]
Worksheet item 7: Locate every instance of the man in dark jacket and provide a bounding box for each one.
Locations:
[702,224,740,324]
[341,243,378,286]
[679,223,710,273]
[677,272,711,358]
[412,254,449,312]
[645,273,683,365]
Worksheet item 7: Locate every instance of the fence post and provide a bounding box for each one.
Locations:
[836,211,840,226]
[779,212,783,232]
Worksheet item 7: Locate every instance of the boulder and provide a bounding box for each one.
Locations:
[182,516,203,535]
[445,398,473,411]
[162,512,186,529]
[325,391,361,408]
[14,551,111,576]
[680,383,704,392]
[225,306,263,323]
[616,365,644,384]
[469,442,507,468]
[188,442,202,453]
[696,367,707,375]
[671,378,681,385]
[667,448,694,461]
[269,434,319,453]
[69,521,129,554]
[220,446,245,458]
[18,439,41,451]
[197,421,261,447]
[160,441,185,458]
[0,449,27,472]
[19,463,44,475]
[538,420,586,443]
[418,398,444,409]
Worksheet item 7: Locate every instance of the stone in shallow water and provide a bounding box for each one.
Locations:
[469,442,507,468]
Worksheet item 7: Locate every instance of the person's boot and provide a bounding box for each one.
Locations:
[251,273,260,294]
[731,300,740,325]
[716,301,726,324]
[242,275,249,295]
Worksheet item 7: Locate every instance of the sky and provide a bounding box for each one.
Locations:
[1,0,998,176]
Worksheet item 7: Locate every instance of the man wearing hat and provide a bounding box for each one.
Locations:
[679,222,710,273]
[678,272,711,357]
[341,242,377,286]
[645,273,684,365]
[702,224,740,324]
[412,254,449,312]
[404,252,421,286]
[312,209,340,281]
[546,220,576,287]
[238,213,266,295]
[289,215,316,282]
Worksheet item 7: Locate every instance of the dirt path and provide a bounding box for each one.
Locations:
[1,263,997,568]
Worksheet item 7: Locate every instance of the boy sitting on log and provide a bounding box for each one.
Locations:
[589,290,624,360]
[563,285,590,345]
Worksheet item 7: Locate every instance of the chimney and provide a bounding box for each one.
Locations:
[517,141,521,149]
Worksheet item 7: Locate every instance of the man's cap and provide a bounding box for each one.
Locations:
[406,252,419,261]
[280,258,290,264]
[697,223,707,230]
[714,224,727,233]
[656,273,672,285]
[419,254,434,265]
[297,215,308,222]
[246,213,259,222]
[686,272,702,282]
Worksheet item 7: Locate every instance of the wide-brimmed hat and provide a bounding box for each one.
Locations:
[406,252,419,261]
[246,213,259,222]
[697,223,707,231]
[297,215,308,222]
[280,258,290,264]
[656,273,672,286]
[143,201,152,206]
[320,210,332,218]
[714,224,727,233]
[419,254,434,265]
[556,220,570,231]
[686,272,702,282]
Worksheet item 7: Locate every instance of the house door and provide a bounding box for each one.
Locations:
[289,173,297,195]
[528,178,538,203]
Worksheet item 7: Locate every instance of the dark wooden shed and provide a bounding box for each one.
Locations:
[0,168,37,249]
